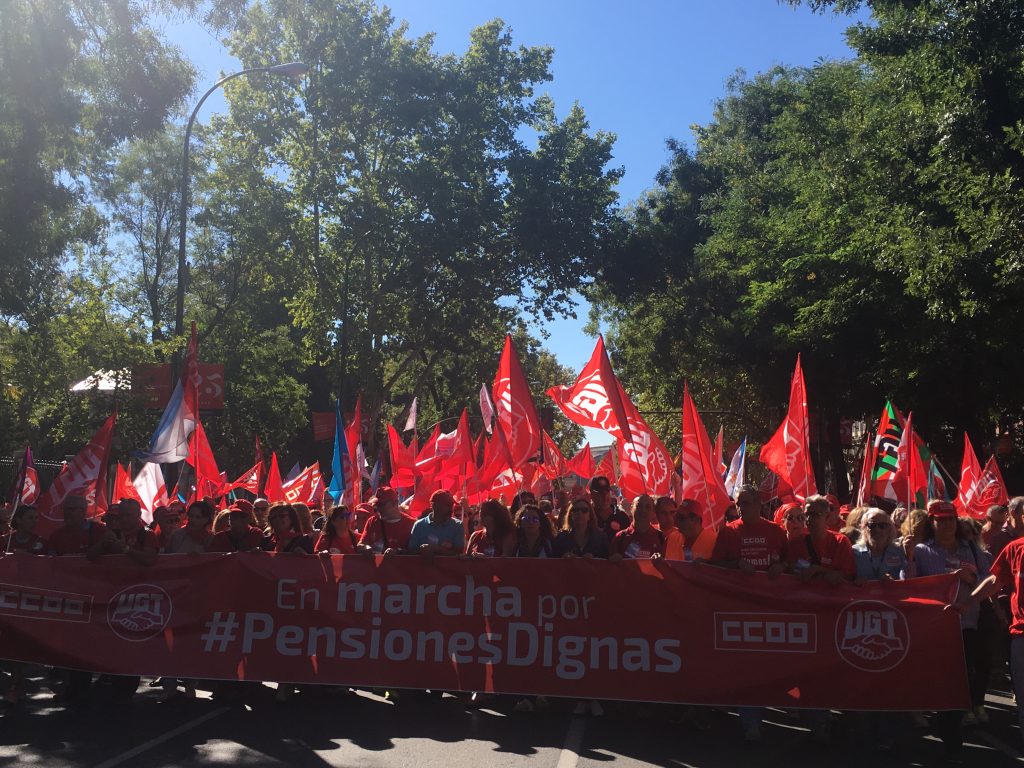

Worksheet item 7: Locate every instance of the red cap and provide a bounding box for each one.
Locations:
[927,500,957,519]
[773,501,802,526]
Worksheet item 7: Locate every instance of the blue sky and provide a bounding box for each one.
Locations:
[158,1,867,443]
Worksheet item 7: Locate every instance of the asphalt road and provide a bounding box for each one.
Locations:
[1,667,1022,767]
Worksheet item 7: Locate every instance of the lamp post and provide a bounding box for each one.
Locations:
[174,62,308,341]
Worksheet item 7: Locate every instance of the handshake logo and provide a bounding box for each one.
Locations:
[835,600,909,672]
[107,585,172,642]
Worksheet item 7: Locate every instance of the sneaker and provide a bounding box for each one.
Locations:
[513,698,534,713]
[744,726,762,742]
[589,700,604,717]
[572,700,587,715]
[973,705,989,724]
[962,711,978,726]
[535,695,549,710]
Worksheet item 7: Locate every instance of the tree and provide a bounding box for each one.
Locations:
[198,0,620,455]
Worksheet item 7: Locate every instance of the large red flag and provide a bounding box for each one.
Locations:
[957,439,1009,519]
[264,453,285,503]
[759,355,817,501]
[36,413,116,535]
[614,378,674,500]
[680,384,732,530]
[439,409,475,480]
[547,336,632,443]
[114,463,144,505]
[566,443,596,480]
[492,335,542,468]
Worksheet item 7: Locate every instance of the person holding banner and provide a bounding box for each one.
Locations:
[511,504,554,558]
[665,500,716,563]
[87,499,158,565]
[261,503,313,554]
[589,476,629,535]
[553,498,610,559]
[408,490,464,557]
[315,506,358,554]
[785,495,855,585]
[465,500,515,558]
[208,507,263,552]
[165,501,214,553]
[611,495,665,561]
[358,487,414,555]
[47,495,105,556]
[2,505,44,554]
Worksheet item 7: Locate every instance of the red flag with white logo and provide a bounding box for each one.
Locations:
[614,377,673,500]
[541,431,569,480]
[36,413,116,535]
[547,336,632,444]
[681,384,732,530]
[492,335,542,469]
[388,424,417,488]
[566,443,596,480]
[759,355,817,501]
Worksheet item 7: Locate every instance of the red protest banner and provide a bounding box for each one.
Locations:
[311,411,336,442]
[133,364,225,410]
[0,555,966,710]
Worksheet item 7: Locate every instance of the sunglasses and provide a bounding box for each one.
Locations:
[520,516,540,523]
[786,514,806,522]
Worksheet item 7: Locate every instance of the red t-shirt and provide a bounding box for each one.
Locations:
[990,538,1024,634]
[314,531,357,554]
[711,516,788,570]
[357,514,415,554]
[786,531,856,578]
[119,526,161,554]
[47,520,107,556]
[613,526,666,559]
[208,527,264,553]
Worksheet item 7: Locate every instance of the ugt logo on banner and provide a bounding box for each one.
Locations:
[107,584,172,642]
[835,600,909,672]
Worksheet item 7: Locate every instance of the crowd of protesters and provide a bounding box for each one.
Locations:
[2,477,1023,759]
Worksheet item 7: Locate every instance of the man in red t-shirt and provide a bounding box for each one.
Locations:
[786,495,855,584]
[954,531,1024,741]
[358,487,415,554]
[711,485,787,575]
[87,499,158,565]
[611,495,665,561]
[47,495,107,556]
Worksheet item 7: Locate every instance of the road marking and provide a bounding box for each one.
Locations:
[555,716,586,768]
[93,706,229,768]
[975,731,1024,763]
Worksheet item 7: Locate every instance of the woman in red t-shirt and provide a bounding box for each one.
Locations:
[314,506,358,554]
[261,504,313,554]
[465,500,515,557]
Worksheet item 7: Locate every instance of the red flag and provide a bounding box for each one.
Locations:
[492,335,543,468]
[264,452,285,503]
[594,447,616,483]
[979,456,1010,510]
[114,463,144,505]
[283,464,323,506]
[541,431,569,480]
[7,446,38,508]
[227,462,262,494]
[345,396,364,506]
[759,355,817,501]
[36,413,116,535]
[895,412,927,506]
[614,377,674,500]
[388,424,417,488]
[680,384,732,530]
[954,432,983,516]
[185,419,221,500]
[566,443,596,479]
[547,336,632,443]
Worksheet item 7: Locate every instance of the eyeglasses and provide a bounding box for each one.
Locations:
[520,516,540,523]
[786,515,806,522]
[866,522,890,530]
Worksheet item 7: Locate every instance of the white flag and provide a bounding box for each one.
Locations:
[404,397,418,433]
[133,462,169,523]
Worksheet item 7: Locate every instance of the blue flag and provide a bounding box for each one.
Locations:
[327,399,348,505]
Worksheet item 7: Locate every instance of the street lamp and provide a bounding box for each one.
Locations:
[174,62,308,341]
